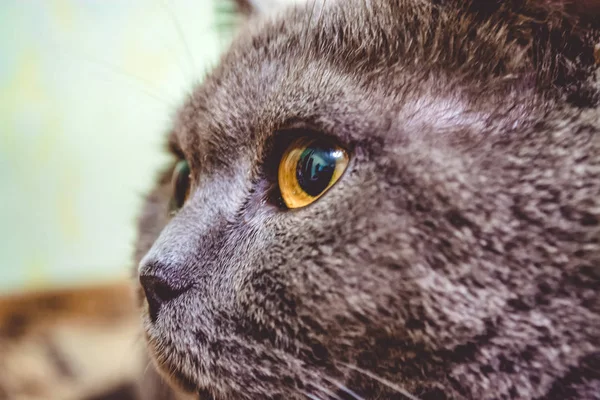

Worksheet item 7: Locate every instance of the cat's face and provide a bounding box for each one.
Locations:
[135,1,600,399]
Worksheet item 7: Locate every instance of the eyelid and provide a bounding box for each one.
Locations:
[269,126,350,163]
[167,132,185,159]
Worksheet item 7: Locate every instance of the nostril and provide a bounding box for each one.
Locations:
[140,275,189,323]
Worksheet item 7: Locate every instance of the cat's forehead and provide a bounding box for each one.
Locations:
[172,1,380,169]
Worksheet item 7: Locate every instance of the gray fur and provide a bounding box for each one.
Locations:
[135,0,600,399]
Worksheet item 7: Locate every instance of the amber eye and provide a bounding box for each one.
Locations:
[278,137,349,209]
[170,160,191,211]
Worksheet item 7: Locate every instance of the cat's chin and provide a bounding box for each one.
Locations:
[146,340,199,392]
[147,342,221,400]
[143,315,239,400]
[142,324,208,398]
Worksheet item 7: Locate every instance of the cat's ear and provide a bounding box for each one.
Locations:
[233,0,308,16]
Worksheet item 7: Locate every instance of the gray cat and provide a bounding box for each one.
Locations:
[134,0,600,399]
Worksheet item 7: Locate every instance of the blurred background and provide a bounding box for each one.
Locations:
[0,1,238,398]
[1,0,235,294]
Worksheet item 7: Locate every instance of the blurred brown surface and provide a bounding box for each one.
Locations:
[0,282,137,330]
[0,281,143,400]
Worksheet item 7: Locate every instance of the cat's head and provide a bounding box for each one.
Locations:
[135,1,600,399]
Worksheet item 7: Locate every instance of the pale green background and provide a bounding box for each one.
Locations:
[1,0,231,293]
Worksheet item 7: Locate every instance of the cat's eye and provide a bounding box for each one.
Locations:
[170,159,191,211]
[278,137,349,209]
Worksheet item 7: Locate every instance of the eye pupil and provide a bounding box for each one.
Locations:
[171,160,191,211]
[296,147,337,197]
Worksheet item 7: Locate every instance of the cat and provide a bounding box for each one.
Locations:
[134,0,600,399]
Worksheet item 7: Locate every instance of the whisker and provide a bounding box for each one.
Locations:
[315,0,327,29]
[300,390,325,400]
[310,382,346,400]
[86,71,172,106]
[341,363,422,400]
[152,0,189,83]
[322,377,366,400]
[303,368,362,400]
[56,46,174,105]
[143,359,154,378]
[159,0,197,76]
[302,0,319,55]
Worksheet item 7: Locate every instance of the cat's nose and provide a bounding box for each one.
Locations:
[139,274,190,323]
